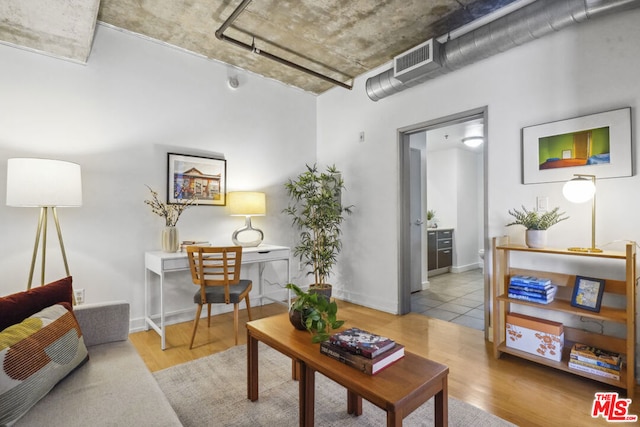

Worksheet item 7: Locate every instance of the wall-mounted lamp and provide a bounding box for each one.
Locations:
[562,174,601,253]
[462,136,483,147]
[6,158,83,289]
[228,191,265,247]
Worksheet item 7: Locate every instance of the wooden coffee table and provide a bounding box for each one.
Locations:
[247,313,449,426]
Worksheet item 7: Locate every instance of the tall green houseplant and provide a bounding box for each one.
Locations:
[284,164,353,291]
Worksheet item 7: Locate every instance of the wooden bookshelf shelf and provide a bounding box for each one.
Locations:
[492,237,636,398]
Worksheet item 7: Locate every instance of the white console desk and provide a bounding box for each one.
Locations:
[144,244,290,350]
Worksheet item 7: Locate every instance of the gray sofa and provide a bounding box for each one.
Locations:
[15,302,182,426]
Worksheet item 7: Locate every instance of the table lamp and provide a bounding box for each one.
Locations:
[562,174,601,253]
[6,158,83,288]
[228,191,265,247]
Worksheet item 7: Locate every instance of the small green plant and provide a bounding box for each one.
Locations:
[286,283,344,343]
[426,209,436,221]
[507,206,568,230]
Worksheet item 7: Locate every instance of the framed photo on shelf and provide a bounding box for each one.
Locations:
[167,153,227,206]
[522,107,632,184]
[571,276,605,312]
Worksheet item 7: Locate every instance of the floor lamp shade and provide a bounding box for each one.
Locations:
[6,158,82,207]
[228,191,265,247]
[6,158,82,291]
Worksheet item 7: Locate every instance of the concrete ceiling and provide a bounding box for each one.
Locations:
[1,0,521,94]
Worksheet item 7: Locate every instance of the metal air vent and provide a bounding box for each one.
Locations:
[393,39,441,82]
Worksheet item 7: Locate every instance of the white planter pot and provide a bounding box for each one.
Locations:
[525,230,547,249]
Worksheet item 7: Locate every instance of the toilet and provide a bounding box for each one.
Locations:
[478,249,485,273]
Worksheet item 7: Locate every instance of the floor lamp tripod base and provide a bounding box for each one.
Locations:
[28,206,71,290]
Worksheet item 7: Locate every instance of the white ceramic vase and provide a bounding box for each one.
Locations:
[525,229,547,249]
[162,226,179,252]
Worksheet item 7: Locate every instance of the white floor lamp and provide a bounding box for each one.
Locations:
[6,158,83,289]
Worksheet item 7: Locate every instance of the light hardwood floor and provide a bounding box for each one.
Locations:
[130,300,639,427]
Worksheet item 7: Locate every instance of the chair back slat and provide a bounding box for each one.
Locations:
[187,246,243,304]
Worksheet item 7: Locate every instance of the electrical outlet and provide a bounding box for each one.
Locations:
[74,289,85,305]
[298,262,305,271]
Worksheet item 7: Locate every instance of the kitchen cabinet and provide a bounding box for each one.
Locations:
[427,228,453,273]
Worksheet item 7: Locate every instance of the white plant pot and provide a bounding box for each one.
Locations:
[525,229,547,249]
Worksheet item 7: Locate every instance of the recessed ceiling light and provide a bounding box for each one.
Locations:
[462,136,483,147]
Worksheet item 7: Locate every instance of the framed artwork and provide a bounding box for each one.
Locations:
[522,107,632,184]
[571,276,605,312]
[167,153,227,206]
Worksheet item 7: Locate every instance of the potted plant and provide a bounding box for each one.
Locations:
[426,209,436,228]
[144,185,196,252]
[284,164,353,298]
[286,283,344,343]
[507,205,568,248]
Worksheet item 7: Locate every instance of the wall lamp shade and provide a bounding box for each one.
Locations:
[562,174,601,253]
[6,158,83,291]
[228,191,265,247]
[6,158,82,207]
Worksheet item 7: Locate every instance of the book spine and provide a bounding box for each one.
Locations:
[568,362,620,380]
[507,293,553,304]
[508,285,551,294]
[320,343,372,374]
[570,345,621,366]
[569,355,621,372]
[508,288,556,298]
[509,276,551,287]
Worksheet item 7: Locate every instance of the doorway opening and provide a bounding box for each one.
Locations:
[397,107,489,337]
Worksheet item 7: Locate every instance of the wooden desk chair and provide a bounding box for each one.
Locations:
[186,246,253,349]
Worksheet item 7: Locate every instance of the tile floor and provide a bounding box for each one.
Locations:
[410,268,486,331]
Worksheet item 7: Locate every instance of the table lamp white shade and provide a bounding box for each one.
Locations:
[228,191,266,216]
[6,158,82,207]
[228,191,265,247]
[562,176,595,203]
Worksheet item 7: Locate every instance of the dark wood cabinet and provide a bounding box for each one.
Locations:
[427,229,453,272]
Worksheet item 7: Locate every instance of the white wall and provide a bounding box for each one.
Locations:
[317,9,640,317]
[0,24,316,329]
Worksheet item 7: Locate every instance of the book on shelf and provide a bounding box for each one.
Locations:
[570,343,622,367]
[320,341,405,375]
[508,283,556,295]
[509,275,552,288]
[507,286,557,299]
[507,292,554,304]
[568,360,620,380]
[569,357,621,375]
[328,327,396,358]
[569,354,621,371]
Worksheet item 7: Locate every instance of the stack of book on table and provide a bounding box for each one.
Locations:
[508,275,557,304]
[320,327,405,375]
[568,343,622,380]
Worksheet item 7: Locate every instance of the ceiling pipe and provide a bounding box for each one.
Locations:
[366,0,640,101]
[216,0,353,90]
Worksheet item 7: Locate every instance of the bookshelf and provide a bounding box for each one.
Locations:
[492,236,636,398]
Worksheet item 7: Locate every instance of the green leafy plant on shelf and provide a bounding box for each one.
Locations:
[286,283,344,343]
[506,205,568,230]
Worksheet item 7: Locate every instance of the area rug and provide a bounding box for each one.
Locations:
[154,343,515,426]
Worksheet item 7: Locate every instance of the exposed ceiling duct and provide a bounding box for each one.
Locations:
[366,0,640,101]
